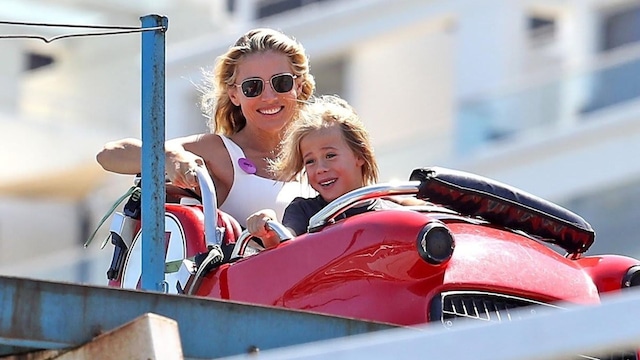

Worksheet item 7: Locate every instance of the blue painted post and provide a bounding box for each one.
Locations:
[140,14,168,292]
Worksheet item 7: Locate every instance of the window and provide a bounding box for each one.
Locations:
[581,4,640,113]
[257,0,334,19]
[225,0,336,18]
[527,14,557,46]
[26,52,54,71]
[601,3,640,51]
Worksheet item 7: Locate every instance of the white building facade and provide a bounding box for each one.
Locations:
[0,0,639,284]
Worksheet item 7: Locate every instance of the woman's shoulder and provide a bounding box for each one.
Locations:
[180,133,227,157]
[182,133,234,188]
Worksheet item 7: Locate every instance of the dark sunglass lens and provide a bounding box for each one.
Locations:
[241,79,263,97]
[271,74,294,93]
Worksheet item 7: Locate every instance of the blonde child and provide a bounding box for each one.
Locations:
[246,95,410,247]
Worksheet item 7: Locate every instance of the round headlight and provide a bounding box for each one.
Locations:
[622,265,640,288]
[417,222,455,265]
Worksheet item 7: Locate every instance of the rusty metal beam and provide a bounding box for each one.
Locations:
[0,276,396,359]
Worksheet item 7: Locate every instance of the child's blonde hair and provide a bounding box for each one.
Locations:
[271,95,379,185]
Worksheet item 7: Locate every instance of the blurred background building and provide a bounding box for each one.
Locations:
[0,0,639,285]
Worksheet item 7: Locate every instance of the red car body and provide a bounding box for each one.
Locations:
[105,167,640,357]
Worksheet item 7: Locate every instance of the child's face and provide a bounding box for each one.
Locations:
[300,125,365,202]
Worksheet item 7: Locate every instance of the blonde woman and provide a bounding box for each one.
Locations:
[97,28,316,226]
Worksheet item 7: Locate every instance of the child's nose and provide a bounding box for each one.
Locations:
[316,159,329,172]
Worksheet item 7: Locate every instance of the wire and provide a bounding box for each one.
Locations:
[0,20,166,43]
[0,20,144,29]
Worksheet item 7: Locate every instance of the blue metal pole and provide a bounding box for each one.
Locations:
[140,14,168,292]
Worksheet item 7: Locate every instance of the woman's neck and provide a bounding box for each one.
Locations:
[231,128,282,157]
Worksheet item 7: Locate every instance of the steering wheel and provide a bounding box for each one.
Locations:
[307,182,422,233]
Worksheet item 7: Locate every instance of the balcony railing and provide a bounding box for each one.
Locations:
[457,43,640,155]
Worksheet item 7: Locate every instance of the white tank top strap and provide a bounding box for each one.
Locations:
[218,135,245,173]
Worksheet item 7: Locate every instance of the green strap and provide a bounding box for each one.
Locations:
[165,259,182,274]
[84,185,140,248]
[88,185,197,275]
[165,257,195,274]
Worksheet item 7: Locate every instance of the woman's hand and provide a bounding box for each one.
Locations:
[246,209,280,248]
[165,147,205,189]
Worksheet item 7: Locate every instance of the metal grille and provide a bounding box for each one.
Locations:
[430,291,637,360]
[435,291,558,328]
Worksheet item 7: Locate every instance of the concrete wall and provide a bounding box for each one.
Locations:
[1,0,640,284]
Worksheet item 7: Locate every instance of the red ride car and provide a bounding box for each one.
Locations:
[104,166,640,359]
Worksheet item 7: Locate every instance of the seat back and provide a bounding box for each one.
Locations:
[216,210,243,262]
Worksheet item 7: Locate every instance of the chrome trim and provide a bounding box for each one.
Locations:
[308,181,421,233]
[230,220,294,260]
[194,166,221,248]
[416,221,455,265]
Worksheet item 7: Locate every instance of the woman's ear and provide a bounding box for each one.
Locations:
[229,85,241,106]
[295,79,304,95]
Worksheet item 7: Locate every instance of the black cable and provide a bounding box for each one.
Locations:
[0,20,143,29]
[0,20,166,43]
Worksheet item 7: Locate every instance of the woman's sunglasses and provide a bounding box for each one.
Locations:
[235,73,297,98]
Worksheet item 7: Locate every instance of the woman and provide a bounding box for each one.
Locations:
[96,28,316,226]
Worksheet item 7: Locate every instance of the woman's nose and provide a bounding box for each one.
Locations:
[260,82,278,100]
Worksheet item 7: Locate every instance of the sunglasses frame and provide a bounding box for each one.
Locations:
[235,73,298,98]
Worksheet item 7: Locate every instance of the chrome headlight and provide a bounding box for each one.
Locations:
[622,265,640,288]
[417,222,455,265]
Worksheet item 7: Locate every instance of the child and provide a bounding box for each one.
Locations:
[246,95,409,247]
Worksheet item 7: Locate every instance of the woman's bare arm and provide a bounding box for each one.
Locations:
[96,136,205,182]
[96,134,233,203]
[96,138,144,174]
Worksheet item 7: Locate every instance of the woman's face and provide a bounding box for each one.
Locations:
[229,51,303,136]
[300,124,365,202]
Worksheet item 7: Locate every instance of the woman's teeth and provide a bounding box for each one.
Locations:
[260,107,281,115]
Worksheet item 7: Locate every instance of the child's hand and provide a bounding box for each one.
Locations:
[246,209,279,248]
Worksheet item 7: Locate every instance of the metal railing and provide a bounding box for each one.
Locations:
[457,43,640,155]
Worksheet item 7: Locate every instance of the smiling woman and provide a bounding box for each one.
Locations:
[96,28,317,227]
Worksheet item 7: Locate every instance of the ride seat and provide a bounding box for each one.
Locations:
[216,209,243,262]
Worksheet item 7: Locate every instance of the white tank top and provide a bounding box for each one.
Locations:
[218,135,314,227]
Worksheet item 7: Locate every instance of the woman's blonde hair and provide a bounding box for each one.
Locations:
[200,28,316,136]
[272,95,379,186]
